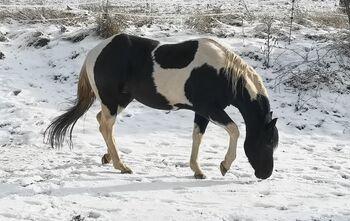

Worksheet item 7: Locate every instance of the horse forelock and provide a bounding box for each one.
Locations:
[206,39,268,100]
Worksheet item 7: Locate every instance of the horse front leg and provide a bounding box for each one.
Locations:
[190,113,209,179]
[220,122,239,176]
[207,109,240,176]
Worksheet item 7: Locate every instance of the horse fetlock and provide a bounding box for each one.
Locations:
[190,161,200,172]
[113,162,133,174]
[194,173,206,179]
[190,161,205,179]
[121,165,133,174]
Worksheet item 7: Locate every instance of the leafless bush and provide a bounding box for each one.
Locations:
[95,1,128,38]
[284,65,345,92]
[339,0,350,26]
[186,8,218,34]
[332,30,350,57]
[260,16,277,68]
[96,13,128,38]
[275,44,350,96]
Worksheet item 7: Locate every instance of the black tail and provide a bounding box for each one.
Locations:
[44,63,95,148]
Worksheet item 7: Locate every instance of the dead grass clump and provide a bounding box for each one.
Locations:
[186,10,217,34]
[309,13,348,29]
[0,8,84,25]
[95,13,128,38]
[284,66,347,93]
[133,17,154,28]
[275,45,350,96]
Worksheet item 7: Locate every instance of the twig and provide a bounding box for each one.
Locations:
[289,0,295,44]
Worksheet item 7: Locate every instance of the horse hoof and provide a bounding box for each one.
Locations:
[101,154,110,164]
[194,173,206,179]
[220,161,228,176]
[121,166,133,174]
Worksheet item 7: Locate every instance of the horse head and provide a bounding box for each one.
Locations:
[244,112,278,179]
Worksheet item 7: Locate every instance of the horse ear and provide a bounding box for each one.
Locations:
[268,118,277,129]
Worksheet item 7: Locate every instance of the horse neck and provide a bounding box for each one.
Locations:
[234,93,271,137]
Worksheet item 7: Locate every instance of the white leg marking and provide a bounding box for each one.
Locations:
[98,105,132,173]
[190,123,205,178]
[222,122,240,170]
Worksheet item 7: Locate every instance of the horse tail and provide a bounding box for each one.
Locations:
[44,61,96,148]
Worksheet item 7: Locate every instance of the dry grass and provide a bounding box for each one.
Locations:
[95,13,128,38]
[308,13,348,29]
[0,8,85,25]
[185,10,217,33]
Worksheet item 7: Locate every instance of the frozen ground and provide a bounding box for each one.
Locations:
[1,2,350,220]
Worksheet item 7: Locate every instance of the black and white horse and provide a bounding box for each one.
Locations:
[45,34,279,179]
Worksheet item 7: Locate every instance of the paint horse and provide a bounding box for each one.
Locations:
[45,34,279,179]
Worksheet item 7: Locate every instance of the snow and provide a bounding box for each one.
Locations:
[1,1,350,220]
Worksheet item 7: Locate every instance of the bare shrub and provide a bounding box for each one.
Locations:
[284,65,345,92]
[260,16,277,68]
[339,0,350,26]
[96,13,128,38]
[95,0,128,38]
[275,45,350,96]
[186,9,217,34]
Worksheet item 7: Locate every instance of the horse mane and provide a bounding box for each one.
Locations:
[206,39,268,100]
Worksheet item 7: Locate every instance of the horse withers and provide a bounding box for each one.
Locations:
[45,34,279,179]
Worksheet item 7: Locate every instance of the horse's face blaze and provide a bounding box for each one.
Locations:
[244,119,279,179]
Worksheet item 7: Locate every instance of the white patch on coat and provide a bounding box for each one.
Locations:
[85,35,115,100]
[151,39,226,106]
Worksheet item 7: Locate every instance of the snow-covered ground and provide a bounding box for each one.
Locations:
[1,1,350,220]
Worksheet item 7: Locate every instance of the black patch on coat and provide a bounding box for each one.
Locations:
[154,40,198,69]
[232,77,271,133]
[94,34,172,115]
[184,64,233,113]
[194,113,209,134]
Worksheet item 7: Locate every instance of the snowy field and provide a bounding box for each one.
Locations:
[1,0,350,220]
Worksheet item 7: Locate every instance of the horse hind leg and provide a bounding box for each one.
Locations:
[96,111,111,164]
[97,104,132,174]
[97,104,127,165]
